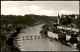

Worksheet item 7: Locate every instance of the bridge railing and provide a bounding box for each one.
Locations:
[14,35,45,41]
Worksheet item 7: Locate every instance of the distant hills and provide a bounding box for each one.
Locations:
[1,14,57,26]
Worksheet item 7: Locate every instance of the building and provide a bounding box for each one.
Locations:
[57,13,60,24]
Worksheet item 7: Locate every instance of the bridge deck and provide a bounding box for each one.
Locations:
[14,35,45,41]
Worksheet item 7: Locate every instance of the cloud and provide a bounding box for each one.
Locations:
[38,10,53,16]
[5,7,19,15]
[29,5,39,11]
[1,1,79,16]
[21,6,55,16]
[23,6,28,9]
[59,10,73,15]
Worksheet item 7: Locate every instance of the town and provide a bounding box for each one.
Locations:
[1,1,80,52]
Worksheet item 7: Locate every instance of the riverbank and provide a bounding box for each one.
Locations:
[3,27,21,52]
[12,24,44,51]
[1,19,44,52]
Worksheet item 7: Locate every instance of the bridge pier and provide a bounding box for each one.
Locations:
[23,37,24,40]
[27,37,28,40]
[31,36,32,39]
[35,36,36,39]
[38,36,40,39]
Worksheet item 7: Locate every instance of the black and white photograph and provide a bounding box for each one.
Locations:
[1,1,80,52]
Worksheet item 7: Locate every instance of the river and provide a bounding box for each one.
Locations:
[15,24,79,51]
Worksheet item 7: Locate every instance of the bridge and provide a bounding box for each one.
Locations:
[14,35,45,41]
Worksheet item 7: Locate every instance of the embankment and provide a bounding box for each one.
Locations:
[5,27,21,52]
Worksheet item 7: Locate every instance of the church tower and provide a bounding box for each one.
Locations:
[57,13,60,24]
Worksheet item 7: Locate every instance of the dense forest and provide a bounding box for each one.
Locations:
[1,14,57,25]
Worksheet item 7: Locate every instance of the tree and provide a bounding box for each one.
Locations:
[76,16,80,33]
[60,15,72,25]
[66,18,72,24]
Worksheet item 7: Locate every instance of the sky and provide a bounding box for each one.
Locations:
[1,1,79,16]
